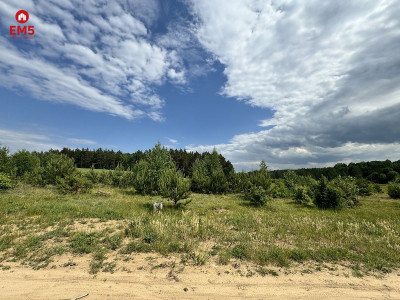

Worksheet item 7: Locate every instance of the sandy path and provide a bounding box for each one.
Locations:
[1,257,399,299]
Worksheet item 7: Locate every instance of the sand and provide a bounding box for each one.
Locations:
[1,254,399,299]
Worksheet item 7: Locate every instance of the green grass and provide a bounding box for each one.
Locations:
[0,184,399,275]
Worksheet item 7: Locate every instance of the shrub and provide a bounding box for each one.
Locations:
[331,176,360,207]
[191,158,210,193]
[387,183,400,199]
[191,150,228,194]
[314,176,345,209]
[98,170,112,185]
[355,179,374,196]
[56,174,93,194]
[245,185,269,206]
[294,186,312,205]
[0,173,12,191]
[24,168,46,187]
[85,166,98,184]
[42,153,77,185]
[270,180,290,198]
[159,169,191,206]
[0,145,12,174]
[133,143,176,195]
[11,150,40,178]
[249,161,271,191]
[133,160,152,194]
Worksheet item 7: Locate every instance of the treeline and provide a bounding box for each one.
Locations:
[42,147,234,177]
[271,160,400,184]
[1,143,400,207]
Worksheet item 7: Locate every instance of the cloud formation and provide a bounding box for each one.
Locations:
[0,128,97,153]
[188,0,400,170]
[0,0,186,121]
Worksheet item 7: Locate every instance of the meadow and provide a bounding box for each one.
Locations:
[1,183,399,277]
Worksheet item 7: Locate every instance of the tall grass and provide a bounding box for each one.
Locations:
[0,184,399,274]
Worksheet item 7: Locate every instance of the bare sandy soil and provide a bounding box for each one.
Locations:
[1,254,399,300]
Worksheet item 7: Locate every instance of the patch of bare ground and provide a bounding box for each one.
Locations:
[0,253,399,299]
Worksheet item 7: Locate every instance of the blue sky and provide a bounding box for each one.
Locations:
[1,0,399,170]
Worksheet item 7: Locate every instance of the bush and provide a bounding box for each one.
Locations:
[191,150,228,194]
[56,174,93,194]
[0,173,12,191]
[11,150,40,178]
[0,145,12,174]
[24,168,46,187]
[245,185,270,206]
[331,176,360,208]
[387,183,400,199]
[42,153,77,185]
[249,161,271,191]
[314,176,345,209]
[270,180,290,198]
[98,170,112,185]
[159,169,191,206]
[355,179,374,196]
[294,186,312,205]
[133,143,176,195]
[85,166,98,184]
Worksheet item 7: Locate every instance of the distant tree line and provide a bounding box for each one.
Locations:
[270,160,400,184]
[40,147,234,178]
[1,142,400,206]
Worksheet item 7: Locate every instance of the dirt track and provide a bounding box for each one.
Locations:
[1,255,399,299]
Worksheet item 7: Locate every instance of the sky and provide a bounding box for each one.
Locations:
[0,0,399,171]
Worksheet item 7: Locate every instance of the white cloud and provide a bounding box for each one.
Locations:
[0,128,98,153]
[188,0,400,169]
[0,0,187,121]
[0,128,61,152]
[166,137,178,144]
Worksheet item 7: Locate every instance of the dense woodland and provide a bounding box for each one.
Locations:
[44,147,235,178]
[27,147,400,184]
[1,143,400,207]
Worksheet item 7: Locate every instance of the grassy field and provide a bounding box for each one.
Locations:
[0,184,399,276]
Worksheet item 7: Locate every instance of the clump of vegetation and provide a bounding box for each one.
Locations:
[0,172,12,191]
[270,180,289,198]
[387,182,400,199]
[314,176,345,209]
[249,161,272,191]
[191,149,229,194]
[56,174,93,194]
[294,186,313,205]
[159,169,191,206]
[331,176,360,207]
[245,185,269,206]
[355,178,374,196]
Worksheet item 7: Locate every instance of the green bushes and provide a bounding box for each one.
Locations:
[191,150,228,194]
[245,185,270,206]
[0,173,12,191]
[355,179,374,196]
[331,176,360,207]
[387,183,400,199]
[56,174,93,194]
[294,186,312,205]
[314,177,345,209]
[11,150,40,178]
[249,161,271,191]
[40,153,77,185]
[159,169,191,206]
